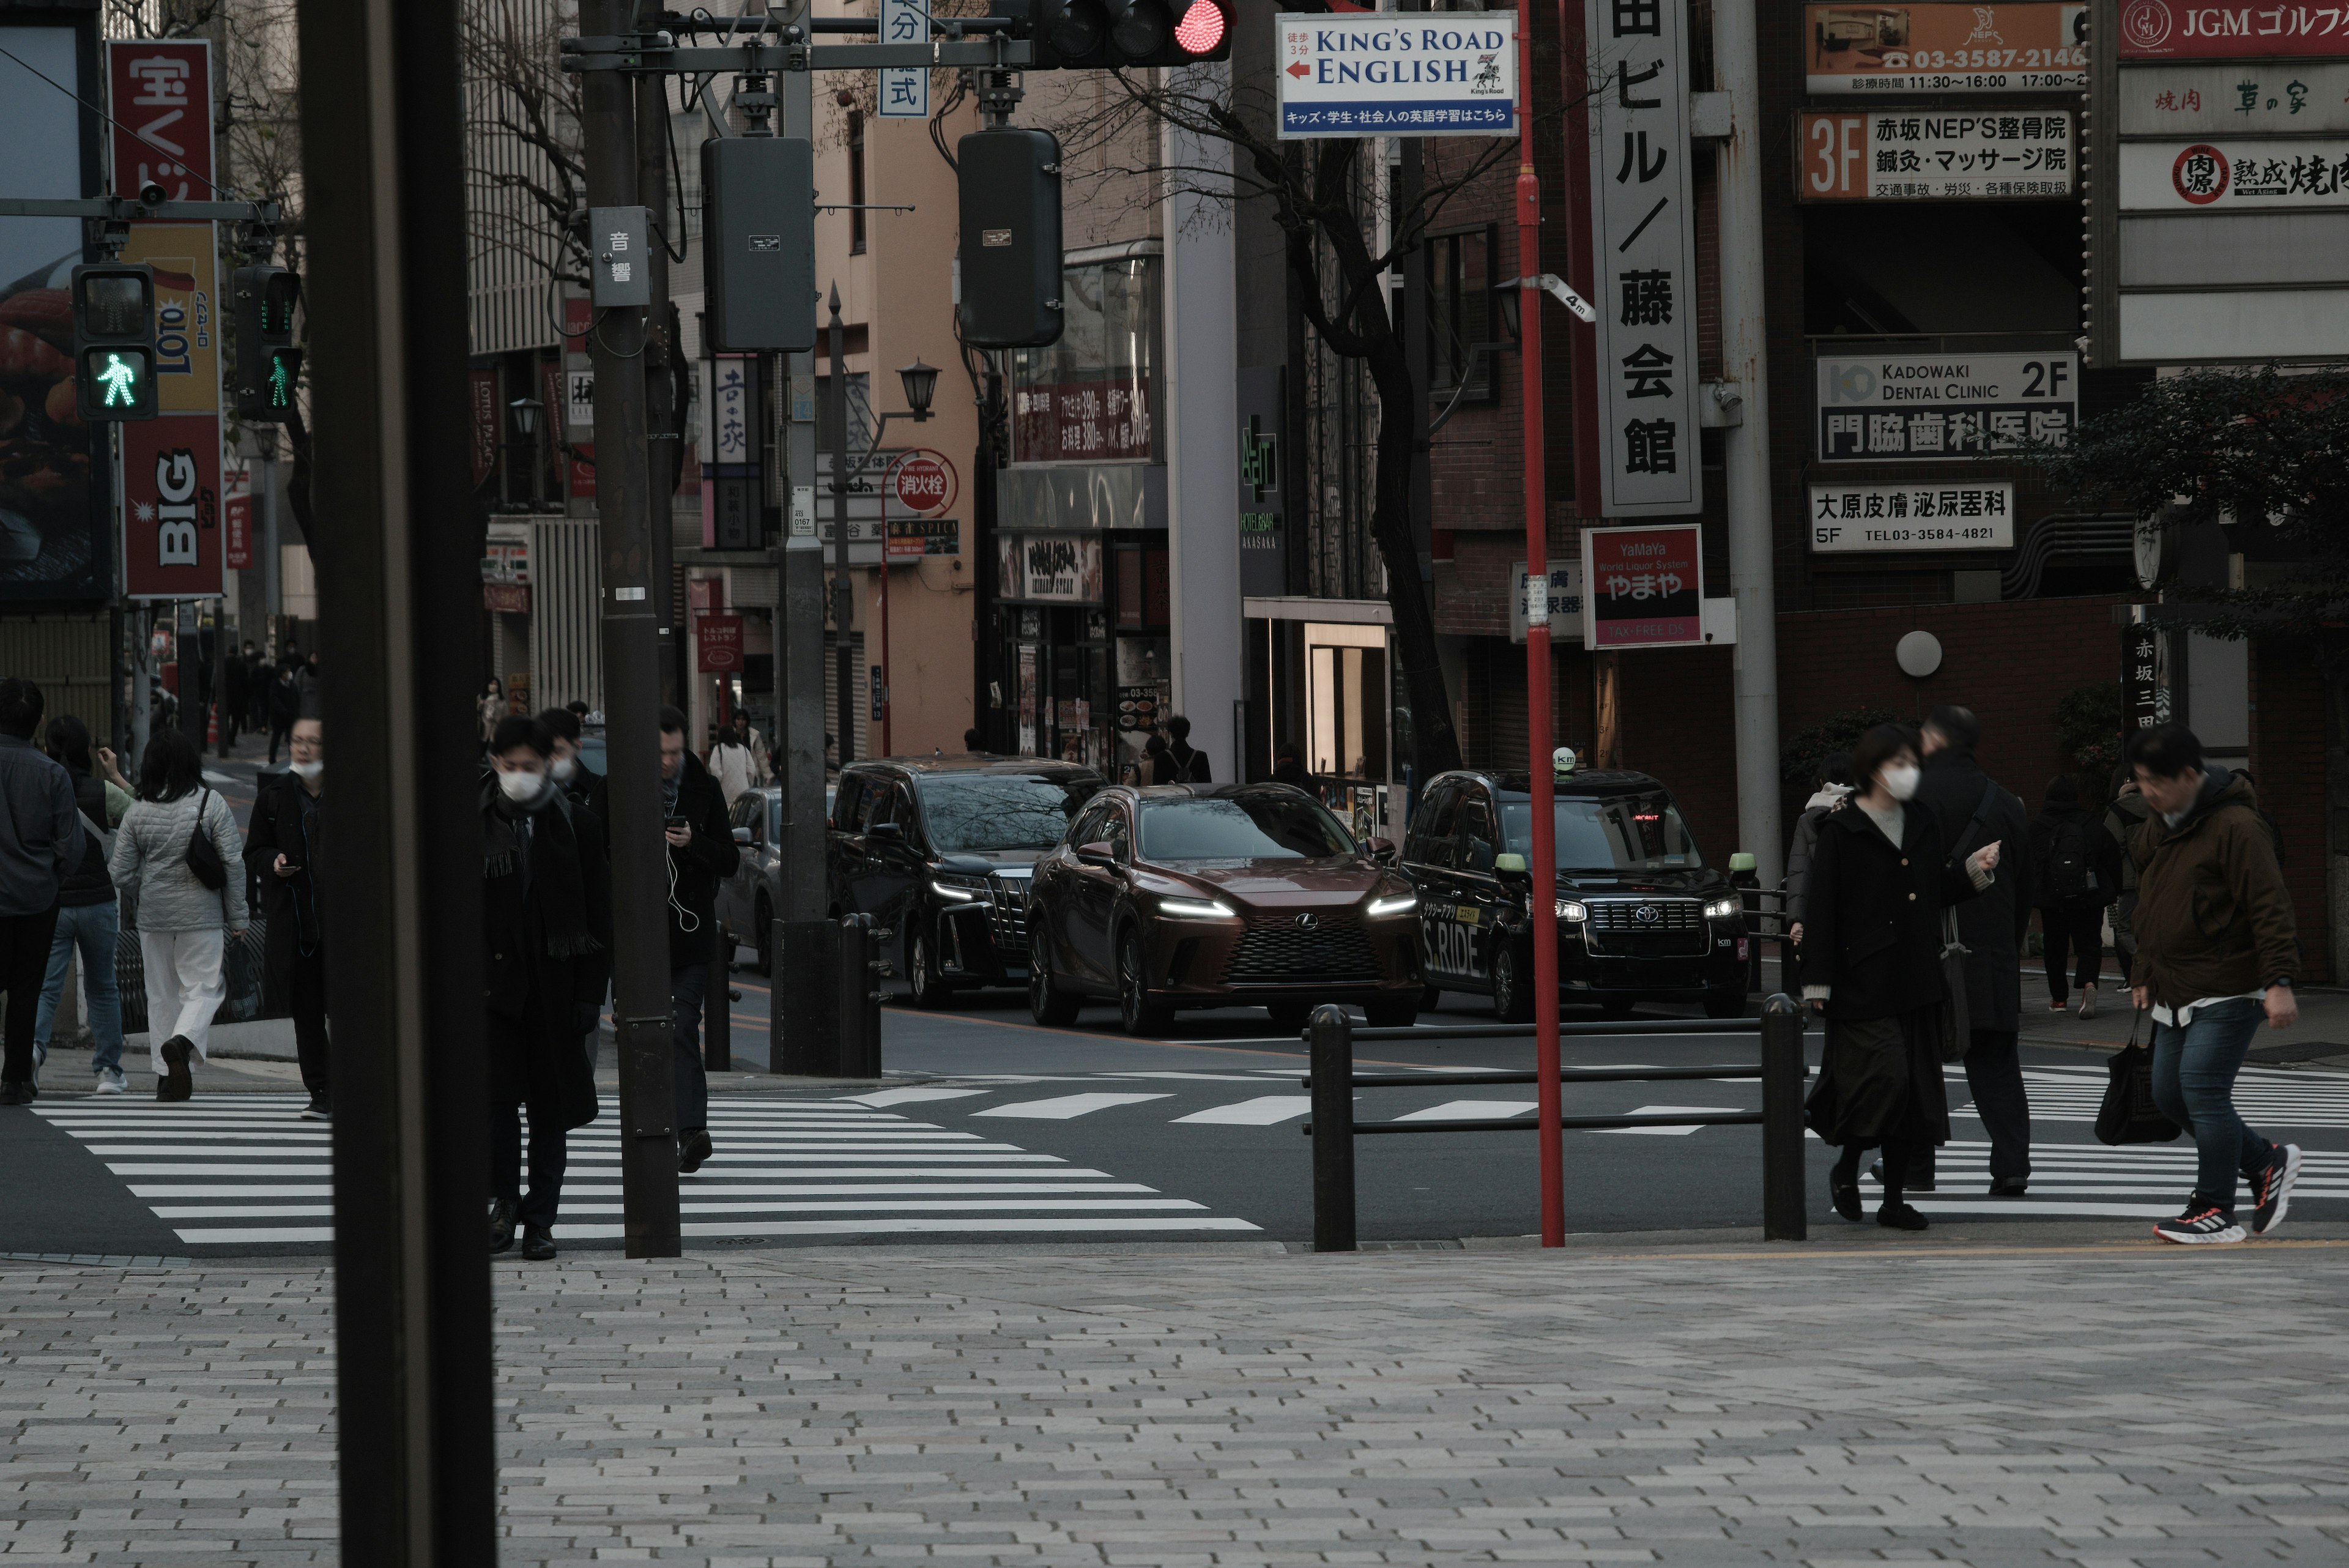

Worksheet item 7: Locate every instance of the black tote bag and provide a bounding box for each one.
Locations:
[2095,1009,2183,1146]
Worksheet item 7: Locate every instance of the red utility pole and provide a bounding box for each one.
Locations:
[1516,16,1564,1249]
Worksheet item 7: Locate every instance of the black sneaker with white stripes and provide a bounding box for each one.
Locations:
[2153,1199,2246,1246]
[2251,1143,2303,1236]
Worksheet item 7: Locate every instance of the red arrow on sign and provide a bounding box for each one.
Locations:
[1286,61,1310,77]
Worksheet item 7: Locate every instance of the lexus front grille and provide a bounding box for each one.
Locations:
[1221,917,1382,985]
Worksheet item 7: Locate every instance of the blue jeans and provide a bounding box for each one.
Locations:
[2150,996,2275,1214]
[670,962,711,1135]
[36,902,124,1076]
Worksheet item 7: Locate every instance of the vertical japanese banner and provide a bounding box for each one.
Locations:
[121,417,223,598]
[223,459,251,570]
[877,0,927,117]
[469,368,499,487]
[1579,522,1703,647]
[1584,0,1701,516]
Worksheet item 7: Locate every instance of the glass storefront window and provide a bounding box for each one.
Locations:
[1011,258,1159,463]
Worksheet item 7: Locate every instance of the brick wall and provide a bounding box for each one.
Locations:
[2249,639,2332,984]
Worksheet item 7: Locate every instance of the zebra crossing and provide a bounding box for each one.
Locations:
[1858,1138,2349,1220]
[2004,1063,2349,1129]
[30,1093,1263,1249]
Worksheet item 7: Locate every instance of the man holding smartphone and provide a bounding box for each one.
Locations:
[246,717,329,1118]
[652,707,737,1172]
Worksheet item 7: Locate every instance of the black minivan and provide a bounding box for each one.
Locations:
[829,756,1103,1007]
[1403,767,1748,1020]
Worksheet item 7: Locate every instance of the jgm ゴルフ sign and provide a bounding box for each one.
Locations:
[1579,523,1704,648]
[1586,0,1703,518]
[1275,12,1517,138]
[1814,352,2076,461]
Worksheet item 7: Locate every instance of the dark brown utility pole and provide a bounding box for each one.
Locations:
[581,0,684,1258]
[637,69,681,710]
[294,0,495,1556]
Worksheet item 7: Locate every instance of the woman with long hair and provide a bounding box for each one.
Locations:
[1800,723,2002,1230]
[106,728,248,1102]
[32,715,132,1093]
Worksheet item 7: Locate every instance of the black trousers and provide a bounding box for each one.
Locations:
[492,1100,568,1229]
[284,942,329,1099]
[267,717,294,763]
[0,907,61,1085]
[1962,1029,2032,1182]
[2042,899,2107,1000]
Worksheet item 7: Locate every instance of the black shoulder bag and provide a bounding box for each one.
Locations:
[1935,780,2002,1058]
[2096,1008,2183,1145]
[184,787,229,891]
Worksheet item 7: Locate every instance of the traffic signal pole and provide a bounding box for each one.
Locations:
[638,70,681,712]
[291,0,495,1556]
[1515,18,1565,1250]
[579,0,685,1258]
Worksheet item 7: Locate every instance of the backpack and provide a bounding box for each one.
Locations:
[2039,817,2093,901]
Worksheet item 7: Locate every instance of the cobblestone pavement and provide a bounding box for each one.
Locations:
[6,1241,2349,1565]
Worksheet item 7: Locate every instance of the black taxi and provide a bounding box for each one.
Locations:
[1402,767,1748,1020]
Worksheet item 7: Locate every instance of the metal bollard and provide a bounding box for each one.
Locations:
[837,912,884,1079]
[771,918,841,1076]
[706,909,732,1073]
[1306,1003,1357,1253]
[1760,992,1808,1241]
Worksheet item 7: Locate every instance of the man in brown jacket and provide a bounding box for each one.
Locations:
[2124,724,2301,1246]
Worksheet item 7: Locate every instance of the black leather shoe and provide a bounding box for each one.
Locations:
[679,1129,713,1174]
[489,1197,519,1254]
[1877,1202,1931,1232]
[0,1079,34,1106]
[520,1225,557,1261]
[158,1036,194,1103]
[1990,1176,2029,1197]
[1831,1182,1863,1222]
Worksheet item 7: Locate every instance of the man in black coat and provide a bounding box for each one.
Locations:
[657,706,738,1171]
[484,715,611,1261]
[1916,704,2036,1195]
[243,716,330,1117]
[221,650,248,749]
[265,664,301,764]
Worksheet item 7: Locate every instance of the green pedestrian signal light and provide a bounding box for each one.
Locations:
[232,264,302,422]
[70,263,159,423]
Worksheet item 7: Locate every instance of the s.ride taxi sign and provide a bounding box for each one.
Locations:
[1275,12,1518,138]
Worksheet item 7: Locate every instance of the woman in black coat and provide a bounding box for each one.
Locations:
[1800,723,2003,1231]
[483,714,612,1261]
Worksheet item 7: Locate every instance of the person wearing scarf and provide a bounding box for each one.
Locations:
[484,714,611,1261]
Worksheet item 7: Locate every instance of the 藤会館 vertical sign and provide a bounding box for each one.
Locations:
[1586,0,1702,517]
[878,0,927,117]
[1580,523,1704,648]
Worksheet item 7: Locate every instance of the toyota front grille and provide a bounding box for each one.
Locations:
[987,876,1030,956]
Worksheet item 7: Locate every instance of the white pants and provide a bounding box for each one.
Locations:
[142,928,225,1071]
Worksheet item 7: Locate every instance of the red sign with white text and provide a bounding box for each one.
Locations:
[109,40,213,199]
[891,450,958,516]
[2118,0,2349,57]
[1579,524,1704,648]
[697,614,744,672]
[122,415,224,600]
[223,462,251,570]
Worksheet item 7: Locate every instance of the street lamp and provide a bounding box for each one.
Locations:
[508,395,543,437]
[897,360,938,422]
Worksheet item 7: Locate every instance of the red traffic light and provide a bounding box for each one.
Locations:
[1173,0,1226,54]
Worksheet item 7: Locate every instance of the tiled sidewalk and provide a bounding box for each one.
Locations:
[5,1242,2348,1564]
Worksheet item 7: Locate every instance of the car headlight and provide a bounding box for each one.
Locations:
[1157,896,1236,919]
[1365,893,1418,918]
[1556,899,1588,922]
[930,875,991,903]
[1704,896,1742,920]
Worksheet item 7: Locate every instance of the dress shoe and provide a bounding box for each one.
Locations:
[489,1197,519,1254]
[678,1129,714,1175]
[1990,1176,2029,1197]
[157,1036,194,1102]
[520,1225,557,1261]
[0,1079,34,1106]
[1831,1182,1863,1222]
[1877,1202,1930,1232]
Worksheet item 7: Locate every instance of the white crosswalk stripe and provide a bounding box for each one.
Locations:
[1858,1138,2349,1219]
[32,1094,1260,1247]
[1991,1065,2349,1129]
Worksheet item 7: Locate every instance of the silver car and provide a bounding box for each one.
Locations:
[712,784,831,972]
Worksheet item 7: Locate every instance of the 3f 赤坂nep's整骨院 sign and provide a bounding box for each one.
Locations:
[1275,12,1518,138]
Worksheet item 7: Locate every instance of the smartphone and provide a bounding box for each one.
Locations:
[663,815,689,831]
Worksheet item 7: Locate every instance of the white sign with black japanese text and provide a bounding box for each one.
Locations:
[1586,0,1702,516]
[877,0,927,117]
[1814,352,2077,462]
[1809,483,2018,552]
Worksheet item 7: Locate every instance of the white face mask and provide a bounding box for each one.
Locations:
[497,768,547,803]
[289,760,322,781]
[551,756,576,783]
[1882,764,1921,802]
